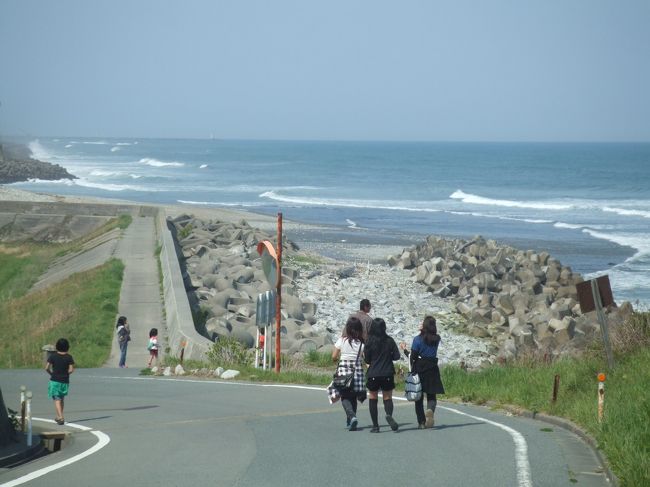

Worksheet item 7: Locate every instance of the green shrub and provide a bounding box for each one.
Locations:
[206,336,251,367]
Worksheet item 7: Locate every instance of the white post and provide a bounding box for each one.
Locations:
[25,391,33,447]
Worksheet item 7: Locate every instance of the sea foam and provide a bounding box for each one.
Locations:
[450,189,573,210]
[139,158,184,167]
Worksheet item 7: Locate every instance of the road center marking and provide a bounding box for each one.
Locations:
[0,419,110,487]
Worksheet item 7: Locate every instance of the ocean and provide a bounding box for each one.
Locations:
[10,137,650,308]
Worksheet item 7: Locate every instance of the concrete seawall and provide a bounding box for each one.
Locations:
[156,210,213,361]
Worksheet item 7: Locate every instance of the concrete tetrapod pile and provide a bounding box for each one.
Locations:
[388,235,634,361]
[169,214,333,355]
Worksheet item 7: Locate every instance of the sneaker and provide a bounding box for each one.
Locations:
[425,409,434,428]
[55,418,64,425]
[370,426,380,433]
[418,423,426,430]
[349,417,358,431]
[386,415,399,431]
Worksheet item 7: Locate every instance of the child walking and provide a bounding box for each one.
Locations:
[147,328,159,368]
[45,338,75,425]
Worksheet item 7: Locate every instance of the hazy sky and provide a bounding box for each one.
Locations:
[1,0,649,141]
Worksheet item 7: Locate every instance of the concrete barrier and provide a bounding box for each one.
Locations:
[157,211,213,361]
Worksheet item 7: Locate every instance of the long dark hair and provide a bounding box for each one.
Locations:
[420,316,441,346]
[345,317,363,342]
[367,318,389,353]
[116,316,127,328]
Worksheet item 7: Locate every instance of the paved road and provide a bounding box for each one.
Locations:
[0,369,609,487]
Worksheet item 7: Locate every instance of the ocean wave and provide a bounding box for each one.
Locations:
[64,144,72,148]
[450,190,573,210]
[554,222,584,230]
[74,180,160,192]
[346,219,358,228]
[603,206,650,219]
[199,164,208,169]
[110,146,120,152]
[116,142,132,146]
[259,191,443,213]
[28,140,54,162]
[139,158,184,167]
[177,200,267,207]
[79,141,109,145]
[90,170,123,177]
[582,229,650,260]
[22,178,74,186]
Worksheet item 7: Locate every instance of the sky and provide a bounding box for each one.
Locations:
[1,0,649,142]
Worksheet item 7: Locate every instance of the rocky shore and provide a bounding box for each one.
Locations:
[388,235,634,361]
[0,142,76,184]
[171,214,495,369]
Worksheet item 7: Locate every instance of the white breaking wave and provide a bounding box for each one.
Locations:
[116,142,132,146]
[81,141,109,145]
[64,144,72,148]
[74,179,159,192]
[603,206,650,219]
[28,140,54,162]
[23,178,74,186]
[177,200,266,207]
[582,229,650,260]
[450,189,573,210]
[260,191,443,213]
[346,219,358,228]
[139,158,184,167]
[110,146,120,152]
[90,170,122,177]
[554,222,584,230]
[199,164,208,169]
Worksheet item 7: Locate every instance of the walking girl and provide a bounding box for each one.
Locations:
[45,338,75,425]
[401,316,445,429]
[116,316,131,368]
[327,317,366,431]
[364,318,401,433]
[147,327,159,368]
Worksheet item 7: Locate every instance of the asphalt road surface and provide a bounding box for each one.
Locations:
[0,369,610,487]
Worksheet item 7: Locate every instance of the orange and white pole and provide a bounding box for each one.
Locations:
[597,373,606,423]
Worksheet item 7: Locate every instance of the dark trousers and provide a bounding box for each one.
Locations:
[415,393,437,425]
[341,396,358,422]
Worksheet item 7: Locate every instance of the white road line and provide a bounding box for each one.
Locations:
[0,419,110,487]
[99,375,533,486]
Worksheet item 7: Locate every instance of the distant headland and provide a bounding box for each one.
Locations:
[0,141,76,184]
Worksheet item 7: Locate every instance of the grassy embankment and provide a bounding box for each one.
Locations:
[159,310,649,486]
[0,215,131,368]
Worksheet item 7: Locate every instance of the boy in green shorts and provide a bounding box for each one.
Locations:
[45,338,75,425]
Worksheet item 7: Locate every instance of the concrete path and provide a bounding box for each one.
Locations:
[104,216,164,369]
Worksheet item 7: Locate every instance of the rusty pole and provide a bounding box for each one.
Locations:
[552,374,560,403]
[275,212,283,373]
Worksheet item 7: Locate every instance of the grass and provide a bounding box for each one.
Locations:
[0,258,124,368]
[441,312,650,487]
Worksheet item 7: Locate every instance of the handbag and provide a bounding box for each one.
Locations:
[405,371,422,401]
[331,343,362,392]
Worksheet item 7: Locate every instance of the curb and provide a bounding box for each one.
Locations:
[495,403,618,486]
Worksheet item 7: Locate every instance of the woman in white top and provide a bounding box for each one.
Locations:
[328,317,366,431]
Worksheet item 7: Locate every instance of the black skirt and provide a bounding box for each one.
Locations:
[414,357,445,395]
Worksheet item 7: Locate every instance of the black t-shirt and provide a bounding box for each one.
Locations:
[48,353,75,383]
[364,337,400,378]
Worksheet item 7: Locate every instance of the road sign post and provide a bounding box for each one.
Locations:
[576,275,615,369]
[256,212,283,373]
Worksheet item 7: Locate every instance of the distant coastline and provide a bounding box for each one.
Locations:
[0,141,76,184]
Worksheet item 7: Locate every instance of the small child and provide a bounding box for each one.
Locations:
[45,338,75,425]
[147,328,159,368]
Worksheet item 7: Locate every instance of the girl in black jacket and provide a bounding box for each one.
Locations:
[364,318,401,433]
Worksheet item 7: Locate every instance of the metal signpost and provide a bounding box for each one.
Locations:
[256,212,283,373]
[576,275,615,369]
[255,290,276,370]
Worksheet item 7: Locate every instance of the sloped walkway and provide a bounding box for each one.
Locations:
[104,216,165,369]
